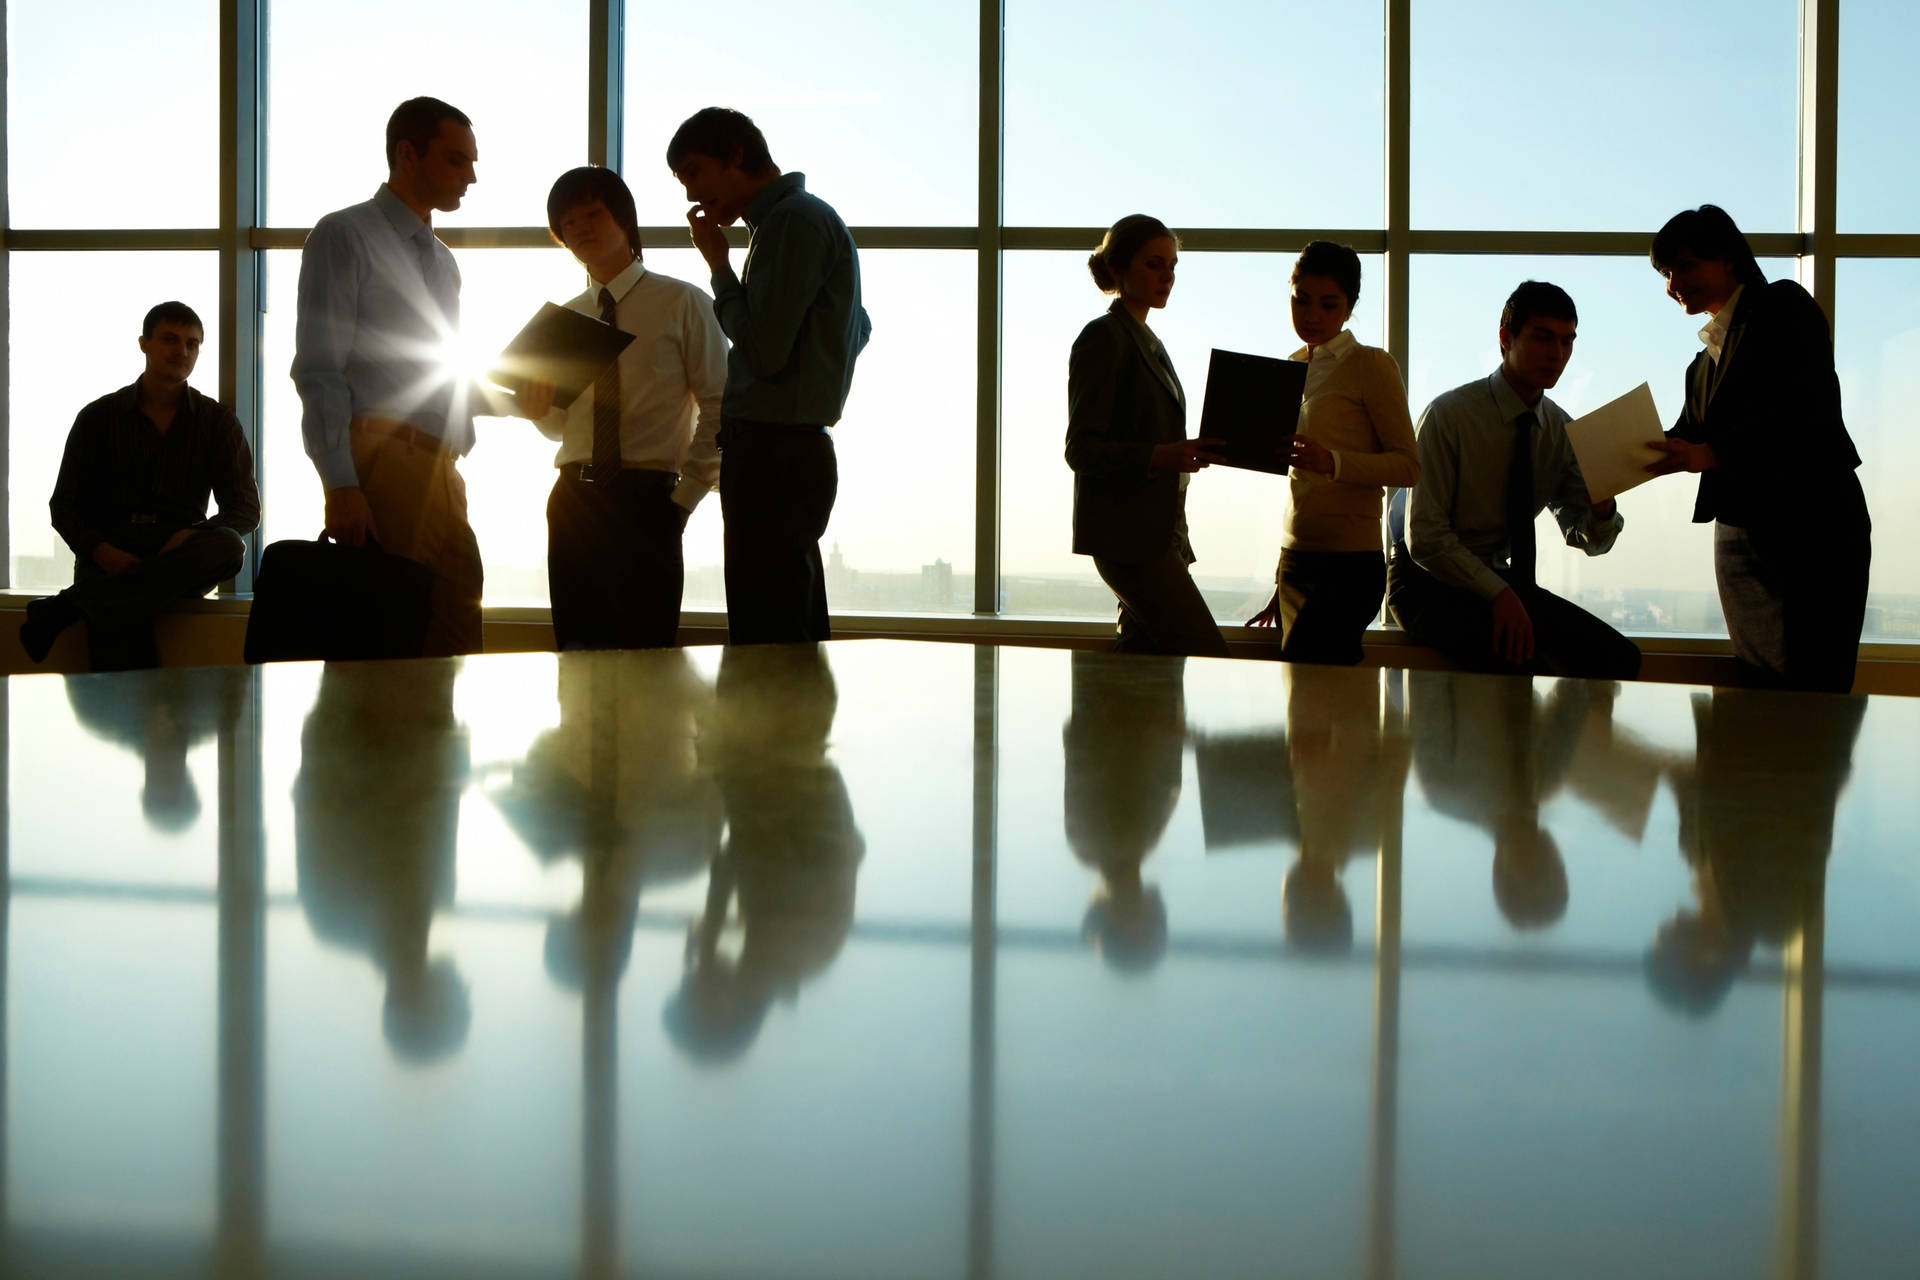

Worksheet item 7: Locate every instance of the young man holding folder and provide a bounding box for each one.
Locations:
[519,166,726,650]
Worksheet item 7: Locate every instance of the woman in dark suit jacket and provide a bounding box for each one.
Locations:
[1066,214,1228,657]
[1647,205,1872,692]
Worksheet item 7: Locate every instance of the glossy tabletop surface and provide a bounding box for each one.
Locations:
[4,642,1919,1278]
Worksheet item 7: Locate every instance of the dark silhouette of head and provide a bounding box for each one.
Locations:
[1492,823,1569,930]
[1282,858,1354,955]
[1650,204,1766,288]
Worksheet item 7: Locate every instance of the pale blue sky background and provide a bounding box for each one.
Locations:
[5,0,1917,632]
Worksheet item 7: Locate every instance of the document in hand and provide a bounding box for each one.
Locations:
[488,302,636,411]
[1197,348,1309,475]
[1564,382,1666,503]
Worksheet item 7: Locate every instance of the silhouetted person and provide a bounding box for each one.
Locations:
[293,96,544,657]
[664,646,864,1063]
[1067,215,1228,657]
[293,661,472,1064]
[1248,243,1419,665]
[487,649,721,990]
[668,107,871,645]
[1645,205,1872,693]
[1409,670,1594,931]
[1063,650,1189,973]
[1282,666,1411,953]
[22,301,257,670]
[62,665,251,831]
[1388,281,1640,680]
[1646,690,1866,1017]
[521,166,727,650]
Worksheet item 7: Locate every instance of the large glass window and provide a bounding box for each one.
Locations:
[8,252,222,592]
[622,0,977,227]
[264,0,587,228]
[1006,0,1383,230]
[1834,261,1920,641]
[1001,249,1384,621]
[5,0,218,228]
[1411,0,1798,232]
[1839,0,1920,230]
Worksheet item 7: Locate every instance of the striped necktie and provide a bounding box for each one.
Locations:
[592,287,622,478]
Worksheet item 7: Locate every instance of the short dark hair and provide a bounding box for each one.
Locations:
[142,300,203,339]
[665,107,775,176]
[386,96,471,170]
[1500,280,1578,336]
[1291,240,1362,308]
[546,166,643,261]
[1649,204,1766,287]
[1087,214,1178,294]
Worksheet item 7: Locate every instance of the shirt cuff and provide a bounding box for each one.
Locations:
[315,446,360,492]
[672,477,709,512]
[711,264,744,298]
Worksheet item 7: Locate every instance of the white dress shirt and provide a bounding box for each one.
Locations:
[536,257,727,512]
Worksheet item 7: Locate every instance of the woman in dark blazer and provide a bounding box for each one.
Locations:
[1647,205,1871,693]
[1066,214,1228,657]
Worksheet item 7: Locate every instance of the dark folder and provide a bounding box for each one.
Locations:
[1197,348,1309,475]
[1193,731,1299,851]
[489,302,635,411]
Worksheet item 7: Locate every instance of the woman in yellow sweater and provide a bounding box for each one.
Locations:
[1249,241,1420,664]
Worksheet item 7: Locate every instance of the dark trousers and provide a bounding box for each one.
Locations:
[547,468,685,650]
[1715,479,1871,693]
[1092,541,1229,658]
[718,420,837,646]
[66,526,246,671]
[1386,543,1642,681]
[1277,548,1386,666]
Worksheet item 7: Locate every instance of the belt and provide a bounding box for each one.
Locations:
[352,416,449,455]
[559,462,678,487]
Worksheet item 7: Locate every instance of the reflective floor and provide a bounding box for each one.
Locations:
[4,642,1919,1279]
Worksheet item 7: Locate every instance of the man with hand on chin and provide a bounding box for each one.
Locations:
[22,300,258,670]
[519,166,726,650]
[1386,280,1641,680]
[666,106,871,645]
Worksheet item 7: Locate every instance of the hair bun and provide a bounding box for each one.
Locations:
[1088,251,1116,293]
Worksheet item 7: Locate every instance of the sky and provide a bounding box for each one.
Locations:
[5,0,1918,632]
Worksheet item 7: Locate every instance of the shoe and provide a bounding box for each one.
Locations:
[18,596,77,664]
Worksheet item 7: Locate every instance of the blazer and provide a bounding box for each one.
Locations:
[1065,300,1190,563]
[1669,278,1862,529]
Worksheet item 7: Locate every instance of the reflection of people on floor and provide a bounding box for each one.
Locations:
[63,665,250,832]
[1646,690,1866,1017]
[294,661,472,1064]
[1409,671,1596,931]
[664,646,864,1063]
[1283,666,1411,953]
[1063,650,1187,973]
[489,650,721,989]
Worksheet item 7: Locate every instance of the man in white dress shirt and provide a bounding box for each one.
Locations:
[520,167,727,649]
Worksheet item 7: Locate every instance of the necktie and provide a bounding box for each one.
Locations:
[1507,410,1537,588]
[592,288,623,479]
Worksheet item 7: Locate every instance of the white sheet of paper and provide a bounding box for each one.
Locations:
[1565,382,1665,503]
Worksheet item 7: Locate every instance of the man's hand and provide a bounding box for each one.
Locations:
[158,528,197,556]
[513,377,557,422]
[325,486,379,547]
[1150,437,1228,473]
[1246,588,1282,628]
[90,543,141,575]
[1490,587,1535,667]
[1285,434,1334,476]
[1645,438,1718,476]
[686,206,731,273]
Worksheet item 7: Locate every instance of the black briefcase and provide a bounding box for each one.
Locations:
[244,532,435,663]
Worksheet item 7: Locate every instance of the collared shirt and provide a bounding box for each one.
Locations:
[1400,369,1624,600]
[1698,283,1744,364]
[710,172,872,426]
[50,377,260,558]
[1282,329,1419,555]
[292,185,472,490]
[535,258,728,511]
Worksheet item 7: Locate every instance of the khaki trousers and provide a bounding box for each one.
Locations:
[350,417,483,657]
